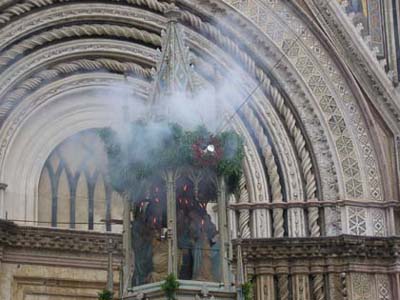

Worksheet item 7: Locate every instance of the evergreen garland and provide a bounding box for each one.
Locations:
[242,281,253,300]
[98,289,113,300]
[161,273,180,300]
[98,122,244,197]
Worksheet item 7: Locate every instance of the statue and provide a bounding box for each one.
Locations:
[147,228,168,283]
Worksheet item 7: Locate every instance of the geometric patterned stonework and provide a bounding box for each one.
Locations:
[346,179,363,198]
[320,95,339,114]
[237,237,397,300]
[348,207,367,235]
[342,157,360,177]
[336,136,354,156]
[352,273,372,300]
[376,274,392,300]
[372,210,386,237]
[228,0,383,201]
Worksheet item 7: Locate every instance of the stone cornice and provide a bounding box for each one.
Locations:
[233,235,400,261]
[0,220,123,255]
[230,199,400,210]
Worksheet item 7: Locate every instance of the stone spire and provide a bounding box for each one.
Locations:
[149,5,194,120]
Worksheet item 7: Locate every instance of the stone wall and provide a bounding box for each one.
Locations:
[0,220,123,300]
[235,236,400,300]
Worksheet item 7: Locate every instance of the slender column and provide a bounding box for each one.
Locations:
[387,207,396,236]
[291,264,310,300]
[276,266,289,300]
[252,209,272,238]
[394,273,400,300]
[288,208,306,237]
[292,274,310,300]
[255,266,275,300]
[238,175,251,238]
[311,265,325,300]
[122,195,132,294]
[165,170,178,276]
[326,271,343,300]
[308,206,321,237]
[107,238,114,292]
[218,176,230,286]
[340,272,348,300]
[228,194,238,239]
[0,183,7,219]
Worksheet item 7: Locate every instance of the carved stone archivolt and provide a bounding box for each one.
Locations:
[0,0,394,235]
[225,0,383,202]
[0,1,397,299]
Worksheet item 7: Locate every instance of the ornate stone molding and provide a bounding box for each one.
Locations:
[307,0,400,131]
[219,0,383,201]
[0,0,170,28]
[0,39,158,97]
[234,235,400,261]
[0,24,161,72]
[0,58,151,123]
[0,220,123,254]
[0,0,392,239]
[0,3,165,49]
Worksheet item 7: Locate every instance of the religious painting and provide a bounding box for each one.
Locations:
[131,177,168,286]
[131,173,221,287]
[176,174,221,282]
[338,0,385,57]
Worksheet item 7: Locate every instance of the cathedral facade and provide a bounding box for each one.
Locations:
[0,0,399,299]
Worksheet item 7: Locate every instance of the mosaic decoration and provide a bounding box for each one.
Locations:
[338,0,385,56]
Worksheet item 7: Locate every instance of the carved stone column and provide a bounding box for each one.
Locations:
[307,206,321,237]
[122,194,132,295]
[292,266,310,300]
[255,266,275,300]
[107,238,114,292]
[238,175,251,238]
[288,208,306,237]
[228,194,238,240]
[164,169,178,276]
[252,209,272,238]
[325,272,342,300]
[340,272,348,300]
[272,208,284,237]
[393,272,400,300]
[276,266,289,300]
[218,176,230,286]
[310,265,325,300]
[0,183,7,219]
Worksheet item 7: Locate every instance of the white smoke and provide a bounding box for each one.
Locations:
[100,67,250,135]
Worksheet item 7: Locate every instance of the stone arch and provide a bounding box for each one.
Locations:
[0,0,393,238]
[0,74,270,237]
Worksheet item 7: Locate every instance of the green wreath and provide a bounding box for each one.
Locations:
[98,122,244,197]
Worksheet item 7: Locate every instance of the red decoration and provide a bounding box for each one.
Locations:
[192,136,223,167]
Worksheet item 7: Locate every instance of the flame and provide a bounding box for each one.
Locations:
[183,184,188,192]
